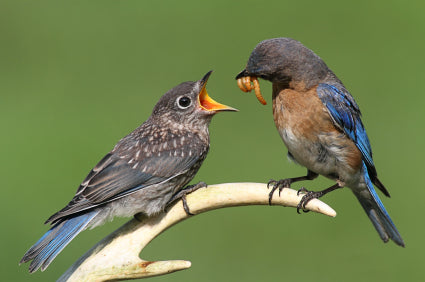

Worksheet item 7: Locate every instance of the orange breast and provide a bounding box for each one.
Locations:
[272,84,362,172]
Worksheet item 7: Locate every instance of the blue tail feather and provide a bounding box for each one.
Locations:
[354,162,404,247]
[20,211,98,272]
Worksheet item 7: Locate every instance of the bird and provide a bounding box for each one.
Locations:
[20,71,237,273]
[235,38,404,247]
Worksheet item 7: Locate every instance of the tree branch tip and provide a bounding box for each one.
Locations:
[138,260,192,277]
[145,260,191,272]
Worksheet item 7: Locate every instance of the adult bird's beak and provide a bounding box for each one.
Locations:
[235,69,267,105]
[198,71,238,112]
[235,69,249,80]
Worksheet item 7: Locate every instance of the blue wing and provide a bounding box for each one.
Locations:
[316,83,377,177]
[317,83,400,244]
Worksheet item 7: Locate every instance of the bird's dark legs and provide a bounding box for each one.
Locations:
[167,182,207,215]
[267,170,318,205]
[296,181,344,214]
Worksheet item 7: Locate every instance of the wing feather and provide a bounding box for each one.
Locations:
[46,126,207,224]
[317,83,376,177]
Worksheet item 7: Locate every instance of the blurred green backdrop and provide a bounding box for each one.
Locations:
[3,0,424,281]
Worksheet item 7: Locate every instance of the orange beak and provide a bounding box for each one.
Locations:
[198,71,238,112]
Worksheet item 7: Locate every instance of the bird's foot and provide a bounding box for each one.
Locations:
[296,182,343,214]
[167,182,207,215]
[267,179,292,205]
[296,187,323,214]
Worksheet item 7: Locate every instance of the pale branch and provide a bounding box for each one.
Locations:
[58,182,337,282]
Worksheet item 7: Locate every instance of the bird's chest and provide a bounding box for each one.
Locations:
[272,86,331,146]
[272,86,358,179]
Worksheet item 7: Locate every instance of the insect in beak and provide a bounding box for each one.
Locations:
[236,76,267,105]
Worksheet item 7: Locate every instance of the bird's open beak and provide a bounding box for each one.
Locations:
[198,71,238,112]
[235,69,267,105]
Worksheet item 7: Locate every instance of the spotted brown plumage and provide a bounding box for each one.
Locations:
[21,71,237,273]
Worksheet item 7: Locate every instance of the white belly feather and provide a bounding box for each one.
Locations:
[280,127,362,187]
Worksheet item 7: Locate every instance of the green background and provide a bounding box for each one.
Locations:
[3,1,424,281]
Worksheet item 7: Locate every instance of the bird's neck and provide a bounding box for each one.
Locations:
[272,80,311,100]
[166,120,211,144]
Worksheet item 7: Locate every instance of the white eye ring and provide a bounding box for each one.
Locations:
[177,96,192,109]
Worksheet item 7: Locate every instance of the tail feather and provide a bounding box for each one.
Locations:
[354,162,404,247]
[372,176,391,198]
[20,211,98,272]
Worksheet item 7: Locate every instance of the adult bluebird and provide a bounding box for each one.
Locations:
[235,38,404,247]
[21,71,237,272]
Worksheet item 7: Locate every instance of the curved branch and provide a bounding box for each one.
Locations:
[58,183,336,282]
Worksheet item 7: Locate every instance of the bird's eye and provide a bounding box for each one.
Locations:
[177,96,192,109]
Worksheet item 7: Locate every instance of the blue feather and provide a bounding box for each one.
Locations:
[353,163,404,246]
[317,83,403,245]
[317,83,376,176]
[21,211,98,272]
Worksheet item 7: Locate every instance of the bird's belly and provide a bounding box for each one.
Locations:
[280,127,360,184]
[90,175,192,228]
[118,175,192,217]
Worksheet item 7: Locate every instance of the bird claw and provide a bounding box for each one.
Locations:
[296,189,321,214]
[267,178,292,205]
[167,182,207,215]
[181,194,194,216]
[297,186,308,196]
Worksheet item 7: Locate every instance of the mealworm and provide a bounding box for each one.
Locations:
[236,76,267,105]
[237,78,248,92]
[252,77,267,105]
[243,76,253,91]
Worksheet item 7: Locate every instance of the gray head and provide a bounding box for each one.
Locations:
[236,38,331,88]
[150,71,237,128]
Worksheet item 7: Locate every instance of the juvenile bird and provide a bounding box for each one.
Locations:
[21,71,237,272]
[235,38,404,246]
